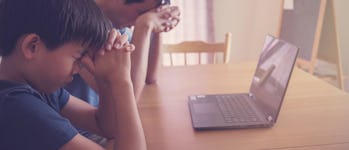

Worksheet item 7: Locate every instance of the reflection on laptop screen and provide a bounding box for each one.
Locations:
[250,35,298,123]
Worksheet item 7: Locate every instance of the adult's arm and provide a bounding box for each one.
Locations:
[131,6,180,100]
[145,33,162,84]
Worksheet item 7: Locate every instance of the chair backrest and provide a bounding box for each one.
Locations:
[162,32,232,66]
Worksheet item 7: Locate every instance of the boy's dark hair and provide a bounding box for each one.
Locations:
[0,0,113,57]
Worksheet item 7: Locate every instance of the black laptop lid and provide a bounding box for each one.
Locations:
[249,35,299,123]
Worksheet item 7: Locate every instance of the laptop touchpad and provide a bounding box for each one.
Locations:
[193,103,218,114]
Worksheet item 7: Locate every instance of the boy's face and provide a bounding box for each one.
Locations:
[30,42,85,93]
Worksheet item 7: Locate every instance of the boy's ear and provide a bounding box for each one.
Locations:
[20,33,43,59]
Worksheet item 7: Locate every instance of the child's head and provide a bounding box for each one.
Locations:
[0,0,112,57]
[0,0,113,92]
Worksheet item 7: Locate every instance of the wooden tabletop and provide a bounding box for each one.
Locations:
[137,62,349,150]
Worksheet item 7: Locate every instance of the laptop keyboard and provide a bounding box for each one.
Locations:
[216,95,260,123]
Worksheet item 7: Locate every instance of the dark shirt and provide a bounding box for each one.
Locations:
[0,80,78,150]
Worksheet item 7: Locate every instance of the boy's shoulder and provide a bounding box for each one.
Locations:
[0,80,51,117]
[0,80,78,150]
[0,80,70,112]
[0,80,48,113]
[0,80,37,96]
[0,81,41,106]
[0,80,45,104]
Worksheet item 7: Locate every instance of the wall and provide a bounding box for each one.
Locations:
[213,0,283,63]
[212,0,349,91]
[333,0,349,91]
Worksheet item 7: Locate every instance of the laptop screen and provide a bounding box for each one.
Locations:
[250,35,298,123]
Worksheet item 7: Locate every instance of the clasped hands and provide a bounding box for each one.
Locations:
[136,5,181,33]
[79,29,134,84]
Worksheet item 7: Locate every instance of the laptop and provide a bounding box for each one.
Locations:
[188,35,299,130]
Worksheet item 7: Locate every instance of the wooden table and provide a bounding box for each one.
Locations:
[137,62,349,150]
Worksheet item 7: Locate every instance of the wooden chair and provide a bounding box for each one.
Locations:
[162,32,232,66]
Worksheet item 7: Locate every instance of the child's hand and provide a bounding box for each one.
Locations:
[101,29,133,54]
[135,5,180,33]
[81,28,135,83]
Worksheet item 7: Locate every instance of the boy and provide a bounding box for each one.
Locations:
[64,0,180,143]
[0,0,146,150]
[66,0,180,106]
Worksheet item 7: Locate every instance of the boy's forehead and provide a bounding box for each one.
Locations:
[64,41,88,53]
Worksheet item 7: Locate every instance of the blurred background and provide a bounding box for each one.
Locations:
[162,0,349,92]
[1,0,346,92]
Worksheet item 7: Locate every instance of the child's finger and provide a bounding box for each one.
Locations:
[114,33,129,49]
[123,42,135,52]
[105,29,120,50]
[126,44,135,52]
[80,56,96,75]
